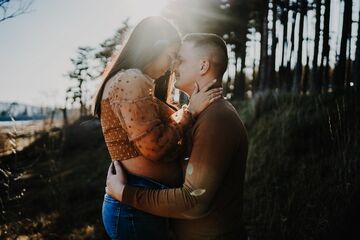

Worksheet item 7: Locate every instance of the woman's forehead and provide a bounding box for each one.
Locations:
[178,41,201,59]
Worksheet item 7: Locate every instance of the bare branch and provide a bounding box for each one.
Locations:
[0,0,34,23]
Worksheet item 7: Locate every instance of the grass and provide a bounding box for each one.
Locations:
[0,89,359,239]
[0,117,110,239]
[233,89,360,240]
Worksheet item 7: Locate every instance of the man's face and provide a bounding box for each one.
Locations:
[174,41,201,95]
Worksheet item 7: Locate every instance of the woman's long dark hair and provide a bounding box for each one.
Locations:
[92,16,181,117]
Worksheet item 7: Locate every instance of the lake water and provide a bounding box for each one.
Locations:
[0,120,44,127]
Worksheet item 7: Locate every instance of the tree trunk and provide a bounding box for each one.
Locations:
[62,107,68,126]
[279,0,289,91]
[352,9,360,87]
[269,0,277,89]
[258,1,270,91]
[335,0,352,90]
[233,39,247,99]
[233,49,241,98]
[320,0,331,92]
[287,9,297,91]
[311,0,321,93]
[239,47,247,99]
[292,0,306,94]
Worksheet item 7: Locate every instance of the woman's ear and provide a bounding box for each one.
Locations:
[199,59,210,75]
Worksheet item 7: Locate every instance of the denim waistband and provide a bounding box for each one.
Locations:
[127,173,169,189]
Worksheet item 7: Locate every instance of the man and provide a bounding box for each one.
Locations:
[106,33,248,239]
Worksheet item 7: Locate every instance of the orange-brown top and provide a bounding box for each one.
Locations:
[100,68,192,163]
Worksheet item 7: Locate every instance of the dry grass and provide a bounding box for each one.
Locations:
[234,89,360,240]
[0,117,110,239]
[0,90,359,239]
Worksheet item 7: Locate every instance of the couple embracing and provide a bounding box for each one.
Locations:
[92,16,248,240]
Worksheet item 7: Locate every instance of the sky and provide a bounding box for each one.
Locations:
[0,0,169,108]
[1,0,359,108]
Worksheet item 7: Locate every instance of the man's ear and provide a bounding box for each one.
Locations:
[199,59,210,75]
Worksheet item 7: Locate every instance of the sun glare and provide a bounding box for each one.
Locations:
[136,0,169,17]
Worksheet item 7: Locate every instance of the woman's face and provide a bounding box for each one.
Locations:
[144,43,179,79]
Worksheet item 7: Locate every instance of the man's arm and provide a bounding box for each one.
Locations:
[119,114,238,219]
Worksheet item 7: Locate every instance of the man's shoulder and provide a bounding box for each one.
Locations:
[194,99,243,130]
[198,99,238,120]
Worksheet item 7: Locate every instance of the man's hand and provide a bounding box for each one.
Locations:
[105,161,127,201]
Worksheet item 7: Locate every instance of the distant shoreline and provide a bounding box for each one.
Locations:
[0,115,47,120]
[0,119,47,127]
[0,119,63,156]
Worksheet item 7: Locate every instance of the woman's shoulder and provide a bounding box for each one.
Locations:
[107,68,155,101]
[110,69,153,87]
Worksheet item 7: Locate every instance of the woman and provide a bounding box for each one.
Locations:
[92,16,222,240]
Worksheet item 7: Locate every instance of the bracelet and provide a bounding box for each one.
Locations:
[182,105,195,122]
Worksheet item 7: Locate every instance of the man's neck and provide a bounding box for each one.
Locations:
[197,75,222,91]
[182,75,222,96]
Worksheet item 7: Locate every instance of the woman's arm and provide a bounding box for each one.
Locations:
[106,116,238,219]
[108,72,192,162]
[108,70,222,162]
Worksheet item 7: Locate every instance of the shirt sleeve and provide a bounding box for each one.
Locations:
[107,69,193,162]
[157,99,178,123]
[121,115,239,219]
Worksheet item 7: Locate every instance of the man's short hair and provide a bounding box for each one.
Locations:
[182,33,228,77]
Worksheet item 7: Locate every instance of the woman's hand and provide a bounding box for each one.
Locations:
[105,161,127,202]
[187,80,223,117]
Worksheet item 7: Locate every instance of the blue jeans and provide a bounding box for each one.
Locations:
[102,173,173,240]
